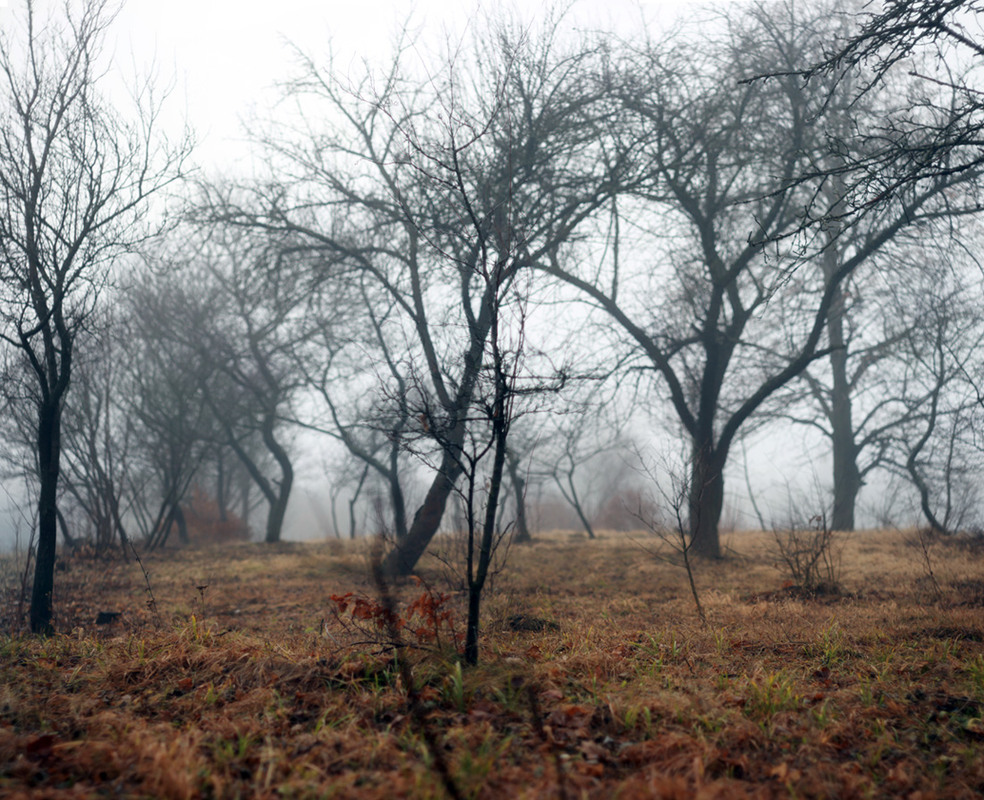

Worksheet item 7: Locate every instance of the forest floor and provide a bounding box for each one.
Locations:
[1,527,984,798]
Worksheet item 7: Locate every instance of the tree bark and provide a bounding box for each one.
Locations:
[506,450,531,543]
[689,444,724,559]
[265,477,292,544]
[262,420,293,544]
[173,503,190,545]
[30,401,62,635]
[824,237,861,531]
[380,451,462,577]
[830,395,861,531]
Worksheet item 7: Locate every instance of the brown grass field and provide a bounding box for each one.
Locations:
[2,528,984,799]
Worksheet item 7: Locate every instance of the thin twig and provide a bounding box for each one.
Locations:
[126,536,162,629]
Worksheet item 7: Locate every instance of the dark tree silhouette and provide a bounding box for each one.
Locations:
[0,0,189,633]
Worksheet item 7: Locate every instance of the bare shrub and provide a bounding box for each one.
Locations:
[182,486,250,545]
[630,454,708,627]
[771,511,841,594]
[907,526,947,606]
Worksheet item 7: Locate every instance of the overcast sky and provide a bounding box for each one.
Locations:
[108,0,718,169]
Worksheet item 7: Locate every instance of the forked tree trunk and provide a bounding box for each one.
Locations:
[380,354,481,577]
[380,453,462,577]
[225,412,294,544]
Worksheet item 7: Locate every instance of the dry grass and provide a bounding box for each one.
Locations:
[2,528,984,798]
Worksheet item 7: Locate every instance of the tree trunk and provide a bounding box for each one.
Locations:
[689,444,724,559]
[380,451,461,577]
[906,370,948,535]
[216,451,228,523]
[388,439,408,541]
[261,413,294,543]
[56,506,75,549]
[465,402,510,666]
[830,423,861,531]
[349,465,368,540]
[173,503,190,544]
[264,450,293,544]
[378,287,489,577]
[389,475,408,541]
[265,482,291,544]
[228,412,294,544]
[30,401,61,635]
[506,450,531,543]
[565,473,596,540]
[826,276,860,531]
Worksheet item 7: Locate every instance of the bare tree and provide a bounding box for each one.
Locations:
[58,316,133,553]
[541,0,974,557]
[768,220,971,530]
[204,14,618,576]
[296,275,413,542]
[407,265,537,665]
[119,274,218,549]
[504,445,532,543]
[737,0,984,531]
[137,228,312,545]
[0,0,189,633]
[533,385,630,540]
[885,277,984,534]
[750,0,984,229]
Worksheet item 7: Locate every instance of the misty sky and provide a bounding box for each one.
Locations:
[111,0,722,169]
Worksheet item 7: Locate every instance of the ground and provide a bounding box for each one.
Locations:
[1,528,984,798]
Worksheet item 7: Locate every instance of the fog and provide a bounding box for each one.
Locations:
[2,0,982,569]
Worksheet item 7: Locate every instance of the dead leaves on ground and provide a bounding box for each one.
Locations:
[2,530,984,797]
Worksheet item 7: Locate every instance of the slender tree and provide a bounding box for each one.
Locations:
[0,0,189,632]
